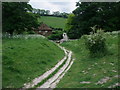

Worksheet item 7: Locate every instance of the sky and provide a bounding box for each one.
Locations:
[29,0,79,13]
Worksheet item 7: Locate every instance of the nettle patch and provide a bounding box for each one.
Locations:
[83,27,107,57]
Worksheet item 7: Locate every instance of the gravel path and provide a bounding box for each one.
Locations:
[23,45,74,88]
[38,51,72,88]
[50,58,75,88]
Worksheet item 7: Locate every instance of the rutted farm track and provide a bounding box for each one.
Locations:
[23,45,74,88]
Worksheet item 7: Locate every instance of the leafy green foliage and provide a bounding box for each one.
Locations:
[47,30,63,40]
[53,11,68,18]
[32,8,50,16]
[66,2,120,39]
[83,27,107,56]
[65,14,80,39]
[2,2,39,35]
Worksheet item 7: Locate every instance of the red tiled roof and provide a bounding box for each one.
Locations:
[38,24,52,31]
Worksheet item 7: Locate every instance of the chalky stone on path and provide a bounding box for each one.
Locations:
[23,46,68,88]
[38,51,72,88]
[23,45,74,89]
[80,81,91,84]
[96,77,110,85]
[50,58,75,88]
[108,83,120,88]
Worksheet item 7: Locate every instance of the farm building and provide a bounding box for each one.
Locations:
[34,24,52,36]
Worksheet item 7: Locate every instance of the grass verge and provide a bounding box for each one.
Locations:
[2,37,65,88]
[56,33,119,88]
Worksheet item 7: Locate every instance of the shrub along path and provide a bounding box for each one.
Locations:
[56,32,119,88]
[23,45,74,88]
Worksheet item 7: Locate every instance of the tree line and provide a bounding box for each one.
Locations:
[2,2,69,36]
[32,8,69,18]
[3,1,120,38]
[66,2,120,39]
[2,2,39,35]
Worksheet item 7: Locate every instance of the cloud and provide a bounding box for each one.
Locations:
[29,0,78,13]
[49,2,69,6]
[29,1,60,13]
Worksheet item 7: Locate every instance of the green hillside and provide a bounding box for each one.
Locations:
[2,36,64,88]
[38,16,67,29]
[57,32,119,88]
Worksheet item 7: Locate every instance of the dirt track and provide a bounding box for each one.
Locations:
[23,45,74,88]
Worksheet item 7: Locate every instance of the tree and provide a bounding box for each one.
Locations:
[40,9,46,16]
[32,8,38,14]
[53,11,60,16]
[2,2,39,35]
[45,10,50,15]
[61,12,69,18]
[65,14,80,39]
[67,2,120,39]
[48,30,63,40]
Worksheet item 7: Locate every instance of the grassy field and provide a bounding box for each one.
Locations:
[57,33,119,88]
[2,36,64,88]
[38,16,67,29]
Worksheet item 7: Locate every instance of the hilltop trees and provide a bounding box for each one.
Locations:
[60,12,68,18]
[32,9,50,16]
[2,2,39,35]
[2,1,68,36]
[66,2,120,39]
[53,11,61,16]
[32,8,69,18]
[53,11,68,18]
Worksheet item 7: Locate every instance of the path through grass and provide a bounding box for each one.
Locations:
[2,36,64,88]
[57,33,119,88]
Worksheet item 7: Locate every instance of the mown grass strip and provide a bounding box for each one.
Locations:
[33,55,68,88]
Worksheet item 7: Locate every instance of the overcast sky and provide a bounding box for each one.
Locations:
[29,0,79,13]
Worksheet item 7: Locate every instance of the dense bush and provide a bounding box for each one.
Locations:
[47,31,63,40]
[83,28,107,56]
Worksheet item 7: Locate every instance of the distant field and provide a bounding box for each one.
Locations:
[57,32,119,88]
[38,16,67,29]
[2,36,64,88]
